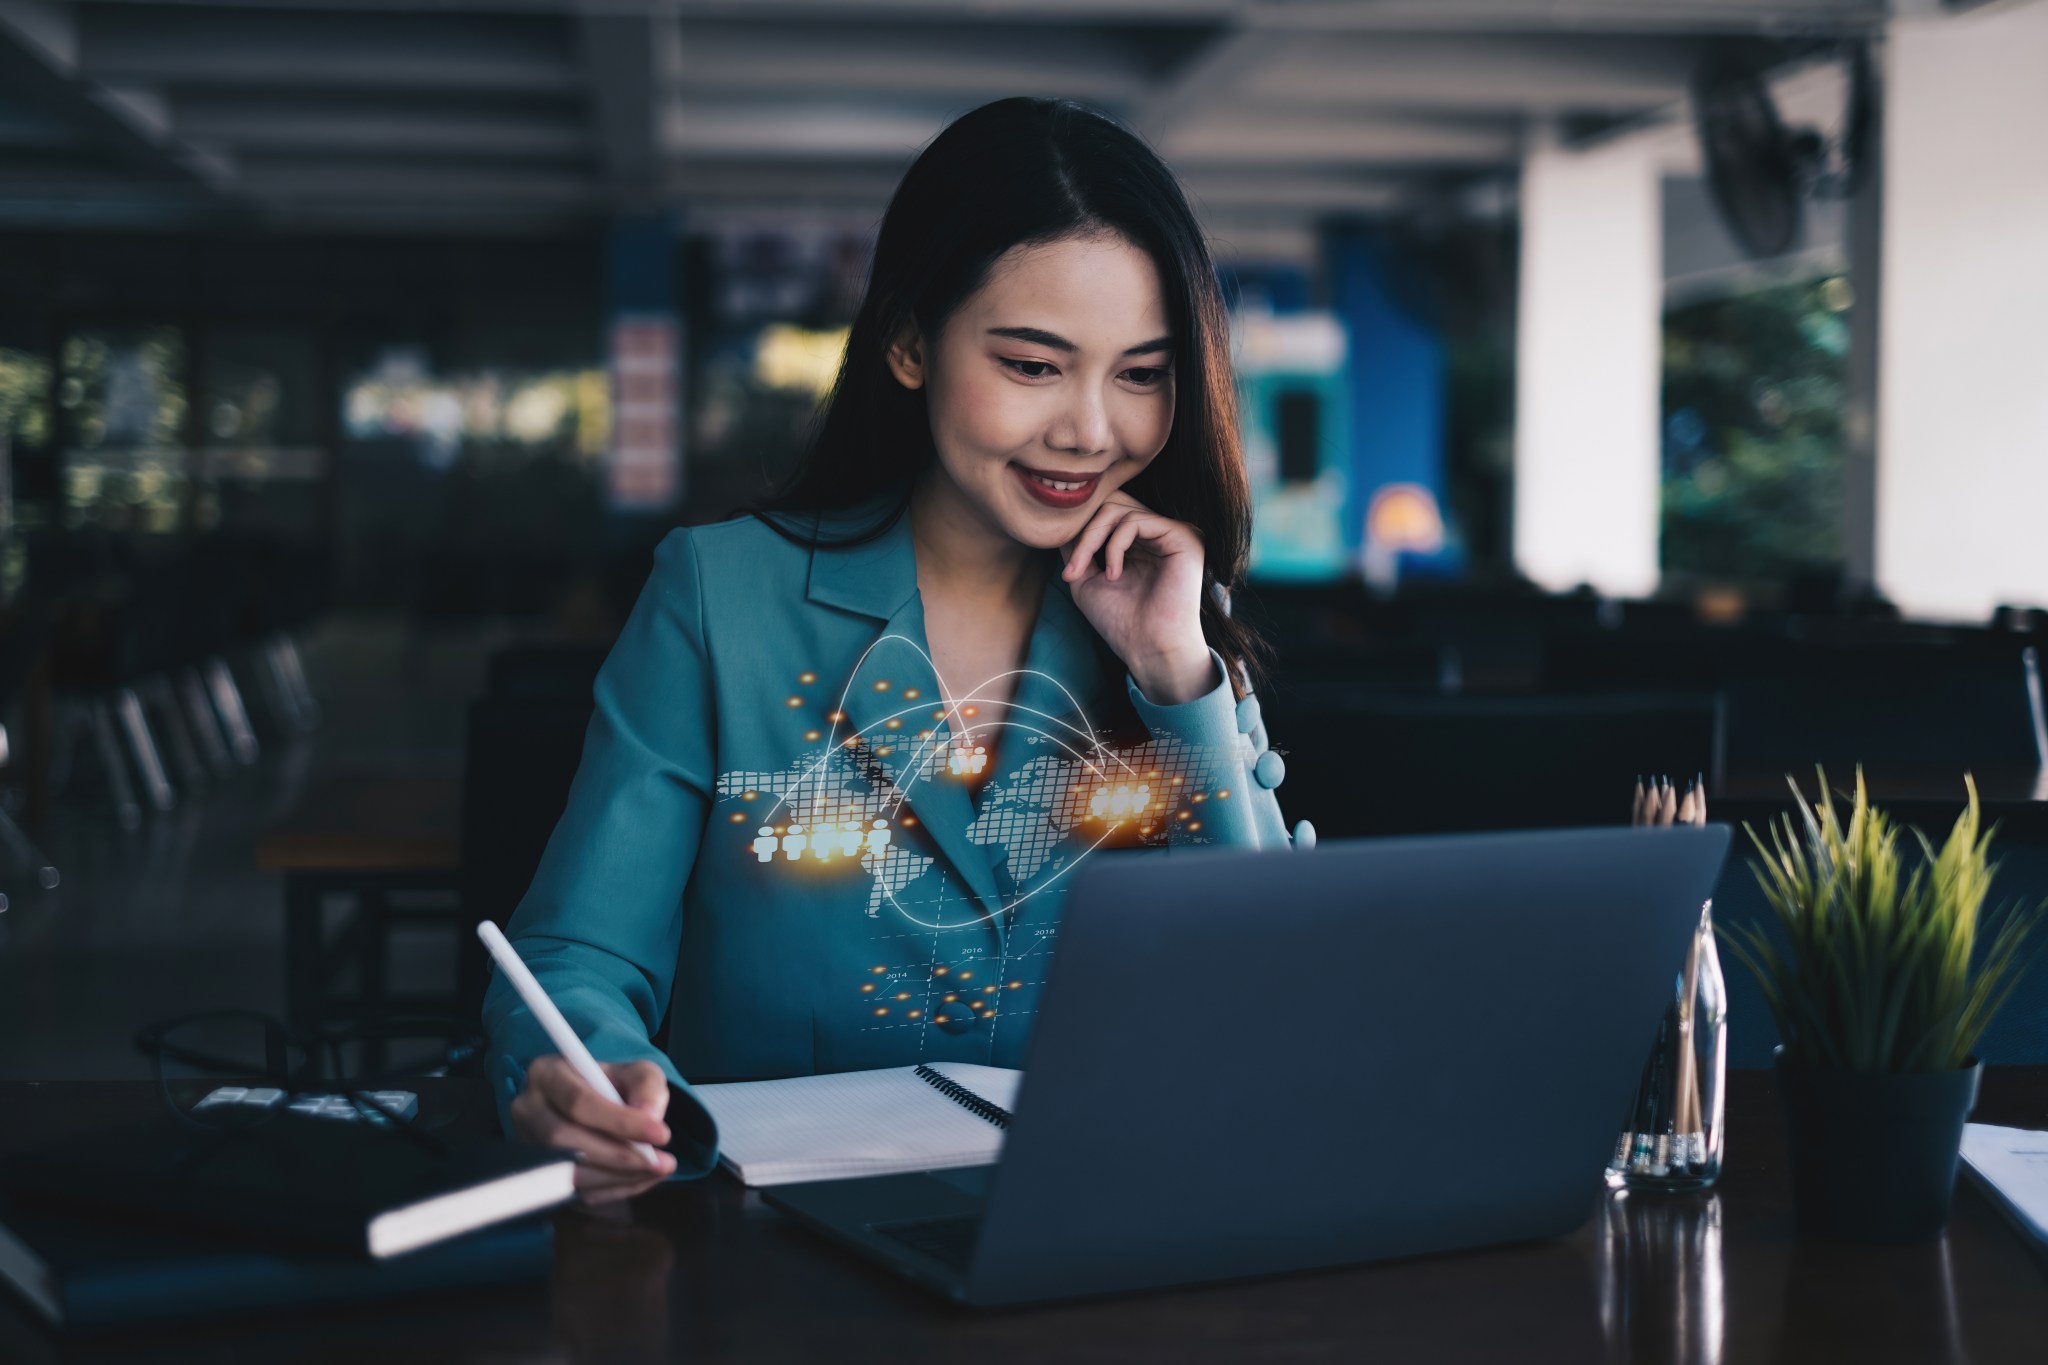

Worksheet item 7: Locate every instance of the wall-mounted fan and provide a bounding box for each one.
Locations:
[1692,40,1873,260]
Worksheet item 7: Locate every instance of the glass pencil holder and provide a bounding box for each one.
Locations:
[1607,900,1727,1193]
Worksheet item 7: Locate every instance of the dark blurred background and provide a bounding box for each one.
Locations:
[1,0,2044,1078]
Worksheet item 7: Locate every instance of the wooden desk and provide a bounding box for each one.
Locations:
[4,1070,2048,1363]
[255,772,462,873]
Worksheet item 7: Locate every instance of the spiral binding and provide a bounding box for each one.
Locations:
[914,1063,1011,1129]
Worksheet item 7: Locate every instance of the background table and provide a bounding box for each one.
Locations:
[4,1069,2048,1363]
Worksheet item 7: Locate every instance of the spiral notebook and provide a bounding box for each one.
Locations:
[691,1063,1021,1187]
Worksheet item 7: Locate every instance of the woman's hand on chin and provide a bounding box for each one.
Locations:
[1058,490,1218,705]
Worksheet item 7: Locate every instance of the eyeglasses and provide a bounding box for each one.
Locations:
[133,1010,486,1152]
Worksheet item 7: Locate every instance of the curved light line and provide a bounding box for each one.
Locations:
[753,633,1166,929]
[873,715,1164,928]
[763,632,1138,826]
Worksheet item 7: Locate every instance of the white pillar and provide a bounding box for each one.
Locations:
[1877,0,2048,620]
[1513,125,1664,597]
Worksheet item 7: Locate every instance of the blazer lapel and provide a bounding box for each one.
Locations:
[806,500,1008,925]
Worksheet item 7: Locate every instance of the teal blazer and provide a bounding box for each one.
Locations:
[482,492,1307,1163]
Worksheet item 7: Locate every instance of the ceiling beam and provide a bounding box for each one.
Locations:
[1133,26,1285,144]
[662,102,949,160]
[170,99,590,158]
[0,0,235,197]
[576,3,666,206]
[72,0,1886,32]
[75,7,582,93]
[1236,34,1697,112]
[674,25,1153,103]
[232,161,597,203]
[1161,112,1520,167]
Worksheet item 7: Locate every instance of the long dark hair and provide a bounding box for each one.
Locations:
[748,96,1266,698]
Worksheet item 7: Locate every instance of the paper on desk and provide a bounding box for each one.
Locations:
[1960,1123,2048,1244]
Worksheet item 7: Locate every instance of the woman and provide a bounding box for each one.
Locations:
[485,97,1313,1202]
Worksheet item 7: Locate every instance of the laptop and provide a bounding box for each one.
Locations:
[764,824,1731,1306]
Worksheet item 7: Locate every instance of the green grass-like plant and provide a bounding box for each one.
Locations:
[1720,767,2045,1073]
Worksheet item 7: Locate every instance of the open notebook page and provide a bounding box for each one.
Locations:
[1961,1123,2048,1243]
[692,1063,1023,1187]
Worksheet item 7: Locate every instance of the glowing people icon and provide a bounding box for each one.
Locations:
[1088,781,1155,823]
[753,819,894,865]
[948,742,989,777]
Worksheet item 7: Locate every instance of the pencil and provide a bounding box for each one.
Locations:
[477,921,662,1165]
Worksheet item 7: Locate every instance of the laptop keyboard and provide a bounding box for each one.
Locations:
[871,1215,980,1269]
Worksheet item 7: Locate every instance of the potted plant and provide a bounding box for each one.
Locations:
[1721,768,2044,1242]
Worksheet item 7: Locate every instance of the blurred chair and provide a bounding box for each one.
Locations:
[485,641,608,702]
[455,642,605,1012]
[1239,580,1457,693]
[0,591,60,895]
[1720,640,2047,787]
[1264,688,1723,840]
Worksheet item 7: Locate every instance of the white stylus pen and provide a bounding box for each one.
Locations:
[476,920,663,1166]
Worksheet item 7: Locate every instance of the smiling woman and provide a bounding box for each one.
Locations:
[483,98,1310,1201]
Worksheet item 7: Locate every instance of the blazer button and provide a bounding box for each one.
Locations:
[1234,694,1262,735]
[1292,819,1317,850]
[1253,749,1286,789]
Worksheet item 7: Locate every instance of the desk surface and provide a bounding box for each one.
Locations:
[4,1069,2048,1364]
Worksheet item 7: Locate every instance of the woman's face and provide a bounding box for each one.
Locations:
[894,232,1177,549]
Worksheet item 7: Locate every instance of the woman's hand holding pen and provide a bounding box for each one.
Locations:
[1058,489,1217,705]
[509,1056,678,1203]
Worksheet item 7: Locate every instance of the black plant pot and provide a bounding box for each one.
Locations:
[1776,1049,1982,1242]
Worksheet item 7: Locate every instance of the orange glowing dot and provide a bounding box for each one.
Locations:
[877,746,893,756]
[871,965,887,974]
[729,812,746,823]
[894,991,911,1001]
[1148,770,1160,778]
[1192,793,1205,802]
[962,706,977,716]
[908,1010,922,1019]
[1189,821,1202,831]
[958,971,973,980]
[742,790,757,801]
[932,965,948,975]
[798,672,816,684]
[1178,810,1192,820]
[903,816,917,826]
[1008,980,1022,989]
[943,993,958,1002]
[1141,826,1154,834]
[903,688,920,699]
[885,719,901,729]
[935,1014,950,1023]
[932,708,946,720]
[861,984,875,992]
[1172,776,1183,785]
[1217,789,1230,798]
[786,696,803,708]
[874,1007,889,1016]
[828,710,846,723]
[983,985,998,994]
[873,680,891,691]
[917,730,932,740]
